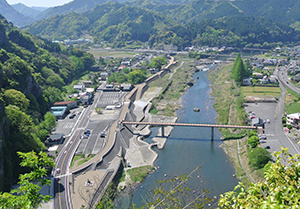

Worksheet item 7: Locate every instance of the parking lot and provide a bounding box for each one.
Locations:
[97,91,127,107]
[244,102,284,154]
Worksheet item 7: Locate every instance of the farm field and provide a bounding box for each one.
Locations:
[88,48,136,59]
[242,86,281,97]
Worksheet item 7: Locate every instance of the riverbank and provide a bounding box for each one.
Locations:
[207,62,265,185]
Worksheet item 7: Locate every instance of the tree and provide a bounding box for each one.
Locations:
[231,54,246,82]
[1,89,30,112]
[148,57,167,70]
[248,147,271,169]
[0,151,55,209]
[128,70,146,84]
[247,136,259,148]
[219,147,300,208]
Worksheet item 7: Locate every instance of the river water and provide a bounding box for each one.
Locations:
[116,70,239,208]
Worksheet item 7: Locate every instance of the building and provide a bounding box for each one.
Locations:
[100,72,109,81]
[120,83,133,91]
[80,92,93,105]
[51,106,68,119]
[286,113,300,128]
[103,84,115,91]
[252,117,264,128]
[83,81,92,88]
[73,84,85,92]
[46,133,65,145]
[242,78,252,86]
[54,101,77,109]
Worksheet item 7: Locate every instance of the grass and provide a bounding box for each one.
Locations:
[71,155,84,167]
[70,154,95,167]
[242,86,281,97]
[127,165,154,183]
[287,102,300,114]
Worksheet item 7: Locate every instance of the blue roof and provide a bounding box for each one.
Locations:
[51,106,67,117]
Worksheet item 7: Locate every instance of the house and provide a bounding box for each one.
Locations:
[46,133,65,145]
[103,84,115,91]
[294,74,300,81]
[261,77,269,84]
[50,106,68,119]
[252,72,263,79]
[269,77,277,84]
[80,92,93,105]
[120,84,133,91]
[100,72,109,81]
[287,113,300,128]
[73,84,85,91]
[54,101,77,109]
[242,78,252,86]
[149,68,158,74]
[83,81,92,88]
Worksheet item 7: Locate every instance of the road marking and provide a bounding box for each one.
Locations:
[63,123,75,129]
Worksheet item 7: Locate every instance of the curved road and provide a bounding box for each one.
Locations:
[275,65,300,155]
[53,91,103,209]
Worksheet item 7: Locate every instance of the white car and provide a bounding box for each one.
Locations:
[56,168,60,174]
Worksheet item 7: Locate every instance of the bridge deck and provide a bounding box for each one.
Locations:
[122,121,256,129]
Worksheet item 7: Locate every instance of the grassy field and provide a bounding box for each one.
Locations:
[242,86,281,97]
[88,49,136,59]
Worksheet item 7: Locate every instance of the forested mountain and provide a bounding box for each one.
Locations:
[11,3,45,19]
[147,0,300,25]
[0,0,34,27]
[0,14,95,191]
[34,0,114,21]
[24,1,300,49]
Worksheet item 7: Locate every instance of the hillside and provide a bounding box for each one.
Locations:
[0,13,95,191]
[0,0,34,27]
[24,1,300,49]
[34,0,112,20]
[11,3,44,18]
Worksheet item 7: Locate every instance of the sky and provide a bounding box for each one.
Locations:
[6,0,72,7]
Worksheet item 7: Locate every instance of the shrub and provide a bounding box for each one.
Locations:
[247,136,259,148]
[248,147,272,169]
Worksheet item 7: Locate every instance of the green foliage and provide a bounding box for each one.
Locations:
[1,89,29,112]
[148,57,167,70]
[219,148,300,208]
[231,54,246,82]
[128,69,146,84]
[127,165,154,183]
[247,136,259,148]
[248,147,271,169]
[0,151,55,209]
[287,124,293,130]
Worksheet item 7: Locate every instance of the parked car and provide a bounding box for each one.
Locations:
[260,140,266,143]
[56,168,60,174]
[83,133,90,139]
[264,146,270,149]
[250,115,257,119]
[259,136,267,140]
[69,113,76,119]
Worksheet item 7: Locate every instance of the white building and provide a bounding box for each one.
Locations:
[286,113,300,128]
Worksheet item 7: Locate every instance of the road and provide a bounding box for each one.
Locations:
[53,90,103,209]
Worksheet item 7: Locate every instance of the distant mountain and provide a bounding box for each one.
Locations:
[24,2,176,42]
[35,0,114,20]
[0,0,34,27]
[31,6,48,11]
[24,1,300,49]
[11,3,43,18]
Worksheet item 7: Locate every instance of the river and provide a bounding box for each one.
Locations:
[116,70,239,208]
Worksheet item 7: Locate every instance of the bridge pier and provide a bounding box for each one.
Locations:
[211,127,214,141]
[161,126,165,137]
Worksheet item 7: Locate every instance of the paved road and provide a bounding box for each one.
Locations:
[53,90,103,209]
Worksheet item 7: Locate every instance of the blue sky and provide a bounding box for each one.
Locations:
[6,0,72,7]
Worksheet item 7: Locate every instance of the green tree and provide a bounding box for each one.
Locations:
[247,136,259,148]
[148,57,167,70]
[128,70,146,84]
[219,148,300,208]
[0,151,55,209]
[2,89,30,112]
[231,54,246,82]
[248,147,271,169]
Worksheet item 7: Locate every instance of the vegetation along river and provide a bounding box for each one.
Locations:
[116,70,239,208]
